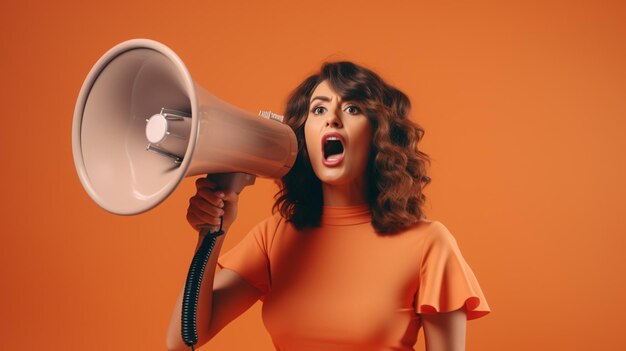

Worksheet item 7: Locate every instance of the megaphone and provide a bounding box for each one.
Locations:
[72,39,298,349]
[72,39,297,215]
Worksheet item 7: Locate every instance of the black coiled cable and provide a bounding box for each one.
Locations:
[181,217,225,350]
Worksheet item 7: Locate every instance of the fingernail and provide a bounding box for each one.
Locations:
[217,192,225,198]
[218,200,224,208]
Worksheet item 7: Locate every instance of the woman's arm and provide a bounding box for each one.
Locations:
[166,177,263,351]
[165,234,262,350]
[422,307,467,351]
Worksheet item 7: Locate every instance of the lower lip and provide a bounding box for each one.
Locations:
[322,153,344,167]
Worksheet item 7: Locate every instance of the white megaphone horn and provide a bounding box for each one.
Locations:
[72,39,298,215]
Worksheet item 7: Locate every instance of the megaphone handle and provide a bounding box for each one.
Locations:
[180,218,225,349]
[207,172,256,194]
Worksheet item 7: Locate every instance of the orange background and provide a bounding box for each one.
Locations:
[1,0,625,350]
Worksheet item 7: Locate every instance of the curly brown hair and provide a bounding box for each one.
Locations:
[272,61,431,234]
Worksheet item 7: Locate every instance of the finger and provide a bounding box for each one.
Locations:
[188,205,223,227]
[187,211,221,231]
[189,196,225,217]
[196,188,225,207]
[186,210,203,230]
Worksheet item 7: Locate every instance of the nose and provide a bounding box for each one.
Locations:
[325,106,343,128]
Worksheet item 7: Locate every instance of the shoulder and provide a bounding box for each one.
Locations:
[247,211,289,249]
[402,219,455,241]
[249,211,285,237]
[428,221,457,242]
[394,219,459,253]
[256,211,285,229]
[414,221,468,277]
[417,220,461,252]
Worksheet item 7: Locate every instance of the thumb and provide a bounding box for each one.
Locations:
[222,190,239,203]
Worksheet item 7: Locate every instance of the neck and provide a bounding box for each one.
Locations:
[322,176,369,207]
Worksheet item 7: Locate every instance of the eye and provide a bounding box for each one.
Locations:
[312,105,327,115]
[344,105,361,115]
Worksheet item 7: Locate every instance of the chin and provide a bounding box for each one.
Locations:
[313,167,361,186]
[318,177,352,186]
[314,172,345,185]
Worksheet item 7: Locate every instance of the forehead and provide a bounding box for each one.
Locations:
[310,80,340,100]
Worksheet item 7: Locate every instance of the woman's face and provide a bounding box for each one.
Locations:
[304,80,373,186]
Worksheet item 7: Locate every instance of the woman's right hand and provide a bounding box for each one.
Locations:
[186,177,239,234]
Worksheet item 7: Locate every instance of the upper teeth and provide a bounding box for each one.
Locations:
[326,137,339,141]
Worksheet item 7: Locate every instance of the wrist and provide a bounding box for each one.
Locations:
[197,225,229,238]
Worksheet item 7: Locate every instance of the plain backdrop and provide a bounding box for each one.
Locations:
[1,0,625,350]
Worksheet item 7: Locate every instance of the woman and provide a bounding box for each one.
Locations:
[167,61,490,351]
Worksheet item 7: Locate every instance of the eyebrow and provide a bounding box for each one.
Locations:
[310,96,331,103]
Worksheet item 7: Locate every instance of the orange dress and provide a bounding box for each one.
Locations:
[217,204,490,350]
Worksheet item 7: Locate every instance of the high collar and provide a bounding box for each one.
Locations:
[320,203,372,226]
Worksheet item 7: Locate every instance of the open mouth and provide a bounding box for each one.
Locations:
[322,133,345,166]
[324,137,344,159]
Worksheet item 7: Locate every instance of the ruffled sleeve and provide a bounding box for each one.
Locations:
[217,215,279,300]
[415,222,491,320]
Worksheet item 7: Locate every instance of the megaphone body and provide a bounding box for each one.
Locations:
[72,39,298,349]
[73,39,297,215]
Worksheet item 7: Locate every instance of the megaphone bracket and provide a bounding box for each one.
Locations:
[146,144,183,164]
